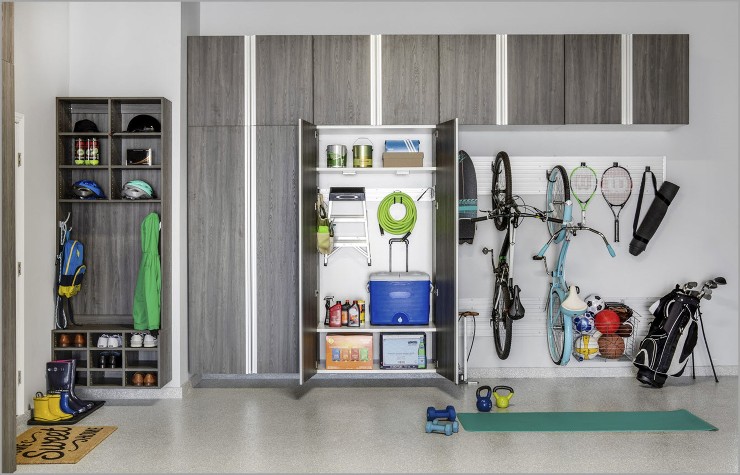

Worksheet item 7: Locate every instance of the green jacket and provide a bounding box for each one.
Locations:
[133,212,161,330]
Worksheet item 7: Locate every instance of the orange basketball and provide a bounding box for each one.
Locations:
[595,309,620,334]
[598,334,625,359]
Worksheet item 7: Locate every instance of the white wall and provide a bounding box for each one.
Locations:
[201,1,739,370]
[15,2,70,410]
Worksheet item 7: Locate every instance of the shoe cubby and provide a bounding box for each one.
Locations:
[74,370,88,387]
[90,370,124,387]
[52,349,88,369]
[125,350,158,371]
[125,371,158,388]
[90,349,123,369]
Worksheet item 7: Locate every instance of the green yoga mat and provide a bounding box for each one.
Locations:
[458,409,717,432]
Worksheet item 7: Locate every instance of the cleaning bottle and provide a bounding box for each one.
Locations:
[329,301,342,328]
[348,301,360,327]
[341,300,350,326]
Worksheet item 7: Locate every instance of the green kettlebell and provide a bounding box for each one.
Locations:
[492,385,514,408]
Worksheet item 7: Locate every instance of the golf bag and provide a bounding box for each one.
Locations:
[633,287,705,387]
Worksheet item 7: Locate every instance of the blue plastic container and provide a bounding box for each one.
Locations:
[368,272,431,325]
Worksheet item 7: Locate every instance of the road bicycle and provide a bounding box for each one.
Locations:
[532,166,616,365]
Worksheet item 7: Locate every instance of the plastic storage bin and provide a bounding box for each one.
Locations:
[368,272,431,325]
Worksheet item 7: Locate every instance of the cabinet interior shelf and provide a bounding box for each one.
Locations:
[58,132,109,137]
[317,362,437,374]
[317,167,436,175]
[110,165,162,169]
[112,132,162,137]
[58,199,162,204]
[317,323,436,333]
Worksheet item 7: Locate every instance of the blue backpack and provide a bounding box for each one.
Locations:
[56,230,86,328]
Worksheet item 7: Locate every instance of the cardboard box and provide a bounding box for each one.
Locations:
[325,334,373,370]
[382,152,424,168]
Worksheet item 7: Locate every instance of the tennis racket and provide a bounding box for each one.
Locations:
[569,162,598,225]
[600,163,633,242]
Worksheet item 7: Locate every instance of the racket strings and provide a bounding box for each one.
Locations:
[601,168,632,206]
[571,168,597,203]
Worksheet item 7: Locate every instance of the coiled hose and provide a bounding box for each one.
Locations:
[377,191,417,235]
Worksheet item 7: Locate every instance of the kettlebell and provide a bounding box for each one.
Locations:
[476,385,493,412]
[492,385,514,408]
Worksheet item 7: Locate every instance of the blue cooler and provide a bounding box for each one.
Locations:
[368,271,431,325]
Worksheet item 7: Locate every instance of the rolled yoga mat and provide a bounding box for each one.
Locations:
[458,409,717,432]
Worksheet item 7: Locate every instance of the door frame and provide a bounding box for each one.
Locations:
[14,112,23,415]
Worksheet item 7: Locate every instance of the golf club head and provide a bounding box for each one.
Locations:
[706,281,718,289]
[715,277,727,285]
[704,293,713,301]
[705,288,713,296]
[686,282,698,289]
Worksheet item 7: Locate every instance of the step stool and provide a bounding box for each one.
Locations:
[325,187,372,266]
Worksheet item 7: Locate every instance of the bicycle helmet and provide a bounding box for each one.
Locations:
[72,180,106,199]
[126,115,161,133]
[121,180,154,200]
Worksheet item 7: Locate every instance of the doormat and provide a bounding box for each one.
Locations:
[16,426,116,464]
[458,409,717,432]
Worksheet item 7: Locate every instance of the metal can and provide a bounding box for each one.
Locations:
[74,138,86,165]
[86,138,99,165]
[326,144,347,168]
[358,300,365,324]
[352,138,373,168]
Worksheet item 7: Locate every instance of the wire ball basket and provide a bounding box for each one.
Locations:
[571,302,643,362]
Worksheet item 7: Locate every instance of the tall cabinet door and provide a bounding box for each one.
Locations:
[298,120,319,384]
[633,34,689,124]
[565,35,621,124]
[313,36,371,125]
[439,35,497,125]
[433,119,458,384]
[381,35,439,124]
[255,126,299,373]
[507,35,565,125]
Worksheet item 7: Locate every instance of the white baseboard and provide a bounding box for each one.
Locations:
[468,365,738,379]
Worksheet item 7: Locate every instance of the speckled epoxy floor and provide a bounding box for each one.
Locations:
[16,376,738,473]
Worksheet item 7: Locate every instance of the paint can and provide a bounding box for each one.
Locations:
[352,138,373,168]
[326,144,347,168]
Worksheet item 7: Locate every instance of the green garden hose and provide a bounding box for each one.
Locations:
[378,191,417,235]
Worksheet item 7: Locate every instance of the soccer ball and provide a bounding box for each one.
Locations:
[585,294,605,314]
[573,334,600,362]
[573,312,595,333]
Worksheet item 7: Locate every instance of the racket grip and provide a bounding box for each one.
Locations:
[606,243,616,258]
[614,219,619,243]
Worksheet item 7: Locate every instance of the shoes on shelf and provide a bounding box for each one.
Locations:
[143,373,157,387]
[58,334,71,348]
[107,334,122,348]
[107,353,120,369]
[130,333,143,348]
[98,352,108,369]
[74,333,86,348]
[131,373,144,386]
[97,334,109,348]
[143,334,158,348]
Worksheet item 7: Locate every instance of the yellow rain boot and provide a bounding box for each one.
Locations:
[33,392,63,422]
[45,393,73,420]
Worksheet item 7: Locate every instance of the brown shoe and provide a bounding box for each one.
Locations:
[143,373,157,387]
[74,333,86,348]
[131,373,144,386]
[58,334,71,348]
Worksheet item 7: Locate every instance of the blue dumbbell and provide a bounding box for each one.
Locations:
[425,418,459,436]
[426,405,456,422]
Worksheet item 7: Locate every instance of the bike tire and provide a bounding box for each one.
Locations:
[493,283,513,360]
[546,165,570,242]
[492,151,513,232]
[546,287,572,365]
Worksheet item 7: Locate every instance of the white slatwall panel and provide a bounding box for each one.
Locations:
[471,156,666,197]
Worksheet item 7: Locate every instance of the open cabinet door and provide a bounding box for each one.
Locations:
[433,119,459,383]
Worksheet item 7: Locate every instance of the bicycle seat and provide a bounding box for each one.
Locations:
[459,311,479,317]
[561,285,587,312]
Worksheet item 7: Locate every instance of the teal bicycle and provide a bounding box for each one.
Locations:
[533,166,616,365]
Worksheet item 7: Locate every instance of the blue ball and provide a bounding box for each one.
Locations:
[574,313,595,333]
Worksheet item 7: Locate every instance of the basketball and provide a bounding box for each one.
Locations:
[615,321,634,337]
[598,334,625,359]
[573,335,600,361]
[594,309,620,334]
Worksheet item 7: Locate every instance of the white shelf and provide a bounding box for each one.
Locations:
[317,167,436,175]
[317,323,437,333]
[317,362,437,374]
[317,125,436,131]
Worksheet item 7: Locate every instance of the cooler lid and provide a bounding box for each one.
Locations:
[369,271,430,282]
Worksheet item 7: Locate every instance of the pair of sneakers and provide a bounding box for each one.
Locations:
[97,334,122,348]
[130,333,158,348]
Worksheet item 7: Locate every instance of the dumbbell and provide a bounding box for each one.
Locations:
[426,405,456,422]
[425,418,459,436]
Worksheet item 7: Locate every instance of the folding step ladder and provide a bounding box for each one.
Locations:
[324,187,372,266]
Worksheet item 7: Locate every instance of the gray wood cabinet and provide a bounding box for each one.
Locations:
[381,35,439,124]
[187,37,245,127]
[507,35,565,125]
[565,35,621,124]
[187,126,246,374]
[439,35,497,125]
[313,36,371,125]
[256,126,299,373]
[633,34,689,124]
[256,36,313,125]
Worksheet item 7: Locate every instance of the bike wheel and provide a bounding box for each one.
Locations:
[492,151,513,232]
[546,165,570,241]
[546,288,572,365]
[492,283,513,359]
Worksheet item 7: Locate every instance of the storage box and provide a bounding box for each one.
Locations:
[126,148,152,166]
[383,152,424,168]
[385,139,420,152]
[368,272,431,325]
[325,334,373,370]
[380,333,426,369]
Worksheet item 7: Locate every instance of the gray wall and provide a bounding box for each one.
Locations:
[201,1,739,369]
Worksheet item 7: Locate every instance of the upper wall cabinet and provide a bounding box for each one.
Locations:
[632,34,689,125]
[255,36,313,126]
[188,36,245,127]
[381,35,439,125]
[439,35,497,125]
[565,35,622,124]
[313,35,371,125]
[507,35,565,125]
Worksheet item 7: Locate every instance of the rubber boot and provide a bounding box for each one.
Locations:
[58,391,81,416]
[33,392,62,422]
[60,390,87,414]
[47,360,94,410]
[45,394,73,420]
